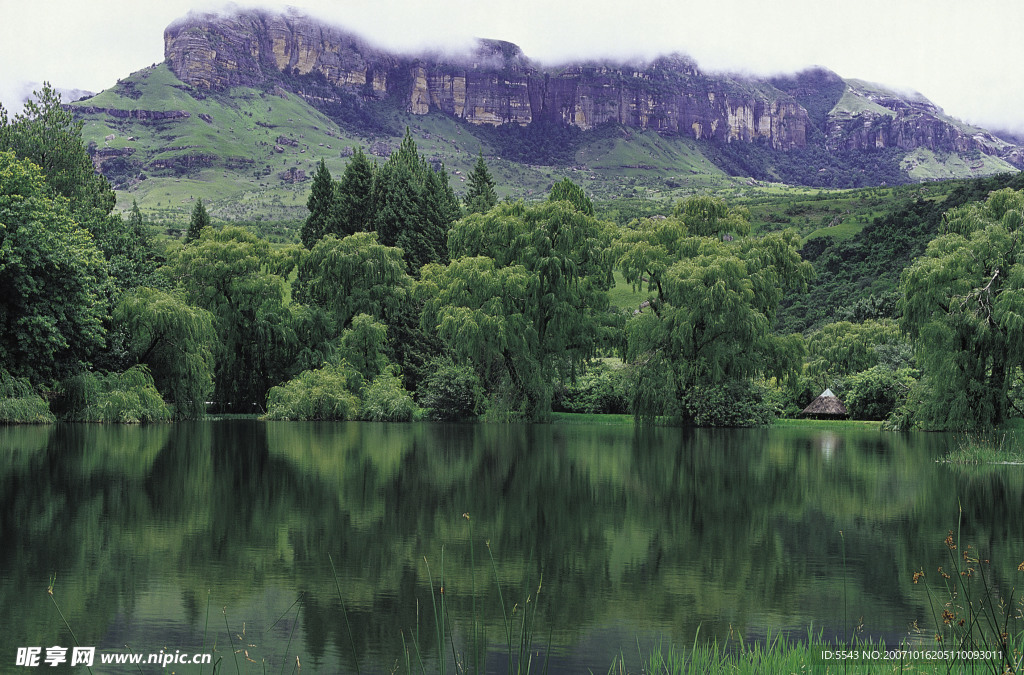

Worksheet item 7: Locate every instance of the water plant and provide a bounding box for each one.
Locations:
[0,370,54,424]
[57,365,171,423]
[941,432,1024,465]
[912,509,1024,674]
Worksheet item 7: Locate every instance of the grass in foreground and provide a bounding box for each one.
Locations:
[625,631,1023,674]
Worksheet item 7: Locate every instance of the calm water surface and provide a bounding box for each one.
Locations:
[2,421,1023,673]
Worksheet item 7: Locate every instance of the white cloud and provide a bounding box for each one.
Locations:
[1,0,1022,133]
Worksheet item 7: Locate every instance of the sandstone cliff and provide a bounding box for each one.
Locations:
[824,80,1022,165]
[164,9,807,151]
[162,9,1022,168]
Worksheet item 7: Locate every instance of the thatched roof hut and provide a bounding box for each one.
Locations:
[801,388,848,418]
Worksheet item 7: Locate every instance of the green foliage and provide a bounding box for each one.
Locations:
[805,319,905,387]
[475,117,584,165]
[701,139,908,189]
[58,365,171,423]
[615,196,812,422]
[419,256,538,399]
[167,225,302,409]
[0,83,115,217]
[672,195,750,238]
[185,197,211,243]
[94,201,164,292]
[680,380,778,427]
[361,366,421,422]
[548,177,594,215]
[0,370,55,424]
[295,231,413,330]
[332,146,375,236]
[300,159,334,248]
[416,356,484,421]
[555,362,630,414]
[843,365,917,421]
[464,154,498,215]
[339,313,390,385]
[423,199,614,418]
[373,129,460,272]
[263,360,362,421]
[0,150,109,385]
[900,188,1024,429]
[113,287,216,419]
[777,172,1024,334]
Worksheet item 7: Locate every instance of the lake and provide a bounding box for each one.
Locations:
[2,420,1023,673]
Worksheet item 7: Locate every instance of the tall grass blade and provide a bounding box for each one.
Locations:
[328,553,362,675]
[223,607,241,675]
[46,574,94,675]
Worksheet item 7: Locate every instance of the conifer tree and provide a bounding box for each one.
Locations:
[464,153,498,215]
[0,83,115,217]
[301,159,335,248]
[373,129,458,272]
[185,198,210,243]
[333,147,375,236]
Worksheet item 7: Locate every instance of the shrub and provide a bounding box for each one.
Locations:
[556,363,630,414]
[0,371,55,424]
[844,365,917,421]
[418,357,484,421]
[263,360,362,421]
[680,380,778,427]
[59,366,171,423]
[361,367,421,422]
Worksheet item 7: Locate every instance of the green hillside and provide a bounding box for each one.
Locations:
[69,60,1020,232]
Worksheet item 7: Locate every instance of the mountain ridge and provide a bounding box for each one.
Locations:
[162,8,1023,170]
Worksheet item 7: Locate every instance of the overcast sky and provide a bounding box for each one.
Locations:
[2,0,1023,135]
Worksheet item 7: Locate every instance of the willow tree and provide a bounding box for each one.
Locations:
[166,226,302,409]
[113,287,217,419]
[614,196,811,423]
[420,195,614,418]
[900,188,1024,429]
[418,256,541,415]
[294,231,413,331]
[805,319,905,386]
[548,177,594,215]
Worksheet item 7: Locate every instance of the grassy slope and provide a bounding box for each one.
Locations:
[902,147,1019,181]
[71,63,1019,231]
[829,85,897,119]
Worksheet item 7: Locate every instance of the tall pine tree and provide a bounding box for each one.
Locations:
[464,153,498,215]
[185,198,211,243]
[301,159,335,249]
[373,129,459,273]
[334,147,375,237]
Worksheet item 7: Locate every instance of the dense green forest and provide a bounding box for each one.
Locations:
[3,86,1024,431]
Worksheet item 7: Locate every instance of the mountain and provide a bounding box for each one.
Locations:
[162,10,808,151]
[67,8,1022,222]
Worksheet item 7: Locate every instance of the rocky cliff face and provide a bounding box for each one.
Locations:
[164,9,807,150]
[164,10,395,93]
[162,9,1022,167]
[815,80,1024,168]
